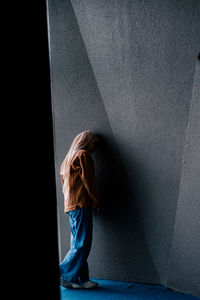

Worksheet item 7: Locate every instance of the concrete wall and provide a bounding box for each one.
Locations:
[167,60,200,297]
[47,0,200,296]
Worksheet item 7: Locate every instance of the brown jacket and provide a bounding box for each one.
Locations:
[61,149,100,213]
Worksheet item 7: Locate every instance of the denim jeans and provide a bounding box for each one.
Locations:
[59,206,93,284]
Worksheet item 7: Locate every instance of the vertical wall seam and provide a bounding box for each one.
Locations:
[166,59,198,286]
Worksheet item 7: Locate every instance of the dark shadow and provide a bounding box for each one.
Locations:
[92,133,161,283]
[47,0,160,286]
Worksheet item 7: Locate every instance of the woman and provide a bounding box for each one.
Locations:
[59,130,101,289]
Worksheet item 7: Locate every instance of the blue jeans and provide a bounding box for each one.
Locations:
[59,206,93,284]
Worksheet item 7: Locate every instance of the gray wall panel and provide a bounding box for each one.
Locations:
[47,0,200,295]
[47,0,115,261]
[167,60,200,297]
[71,0,200,285]
[47,0,159,284]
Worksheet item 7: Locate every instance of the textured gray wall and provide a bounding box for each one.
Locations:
[47,0,200,296]
[167,60,200,297]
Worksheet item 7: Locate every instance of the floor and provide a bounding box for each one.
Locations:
[60,278,199,300]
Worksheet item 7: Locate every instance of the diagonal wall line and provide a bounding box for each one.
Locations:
[71,2,163,283]
[70,1,165,283]
[166,58,199,285]
[70,0,117,142]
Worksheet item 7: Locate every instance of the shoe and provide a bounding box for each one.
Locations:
[60,277,72,289]
[71,280,98,289]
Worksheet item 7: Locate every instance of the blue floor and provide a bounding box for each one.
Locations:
[60,278,200,300]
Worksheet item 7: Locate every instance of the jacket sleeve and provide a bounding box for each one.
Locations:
[79,151,100,208]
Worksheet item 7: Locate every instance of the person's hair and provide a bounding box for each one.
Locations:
[60,130,99,188]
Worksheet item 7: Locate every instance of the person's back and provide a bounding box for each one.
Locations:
[62,149,100,212]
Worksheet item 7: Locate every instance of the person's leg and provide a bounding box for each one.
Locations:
[77,206,93,284]
[78,259,90,284]
[59,206,93,284]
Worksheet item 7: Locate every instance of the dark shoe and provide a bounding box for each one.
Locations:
[71,280,98,289]
[60,277,72,289]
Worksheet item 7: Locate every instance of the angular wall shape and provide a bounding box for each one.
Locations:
[167,60,200,297]
[47,0,200,296]
[71,0,200,285]
[47,0,114,259]
[47,0,159,284]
